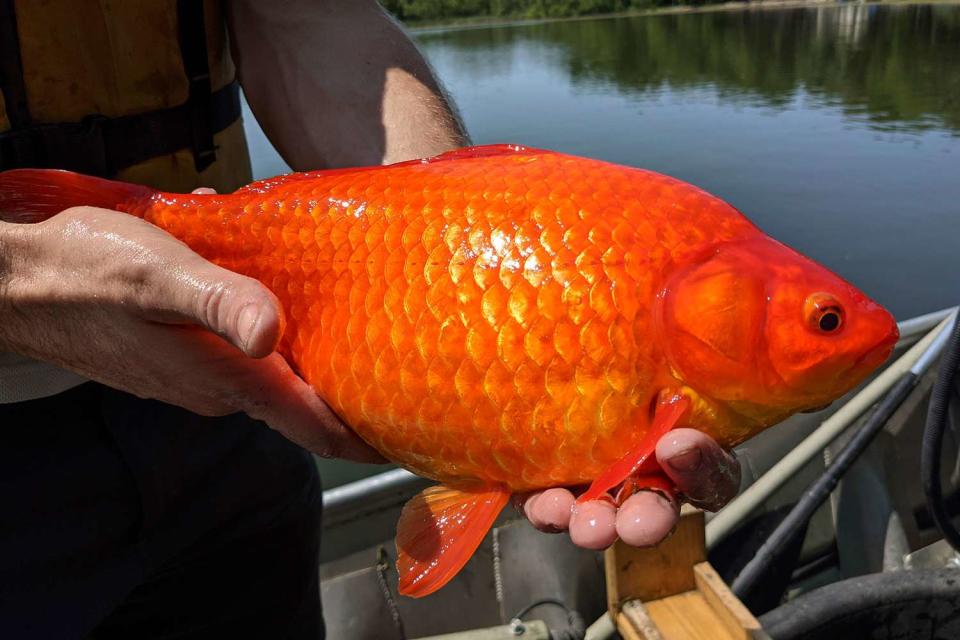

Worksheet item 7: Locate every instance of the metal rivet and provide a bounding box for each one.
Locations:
[509,618,526,636]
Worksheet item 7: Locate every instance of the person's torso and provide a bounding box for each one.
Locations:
[0,0,256,403]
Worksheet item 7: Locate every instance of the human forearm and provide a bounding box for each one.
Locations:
[0,221,34,354]
[227,0,468,169]
[0,208,378,461]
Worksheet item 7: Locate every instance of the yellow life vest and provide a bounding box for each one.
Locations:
[0,0,253,193]
[0,0,258,404]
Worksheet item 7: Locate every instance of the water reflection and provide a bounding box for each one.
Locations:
[412,5,959,321]
[419,4,960,134]
[242,5,959,321]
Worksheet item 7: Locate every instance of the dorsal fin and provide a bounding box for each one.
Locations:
[233,145,546,195]
[423,144,542,161]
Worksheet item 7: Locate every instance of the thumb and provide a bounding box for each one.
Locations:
[656,428,740,511]
[138,241,285,358]
[180,270,285,358]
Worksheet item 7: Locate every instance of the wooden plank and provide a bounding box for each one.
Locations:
[606,505,706,611]
[645,591,739,640]
[694,563,769,640]
[618,600,664,640]
[605,503,768,639]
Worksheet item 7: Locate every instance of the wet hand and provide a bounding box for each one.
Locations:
[516,429,740,549]
[0,196,383,463]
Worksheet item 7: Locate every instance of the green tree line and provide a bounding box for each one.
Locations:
[378,0,717,23]
[416,4,960,133]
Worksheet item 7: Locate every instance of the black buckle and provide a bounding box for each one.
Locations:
[186,72,215,173]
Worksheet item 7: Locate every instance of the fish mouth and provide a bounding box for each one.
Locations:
[853,331,898,372]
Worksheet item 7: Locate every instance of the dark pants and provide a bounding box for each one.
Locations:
[0,383,323,639]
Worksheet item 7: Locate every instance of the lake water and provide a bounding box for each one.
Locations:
[246,2,959,321]
[241,4,960,486]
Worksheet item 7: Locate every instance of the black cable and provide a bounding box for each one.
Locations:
[921,316,960,552]
[732,370,919,603]
[759,568,960,640]
[789,544,838,584]
[512,597,585,640]
[513,597,570,620]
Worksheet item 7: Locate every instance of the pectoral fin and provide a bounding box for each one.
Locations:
[577,395,691,504]
[615,472,675,504]
[396,483,510,598]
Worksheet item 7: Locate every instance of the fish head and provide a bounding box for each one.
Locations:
[657,235,899,436]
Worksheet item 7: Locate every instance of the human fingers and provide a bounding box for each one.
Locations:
[568,498,618,550]
[239,353,387,463]
[161,327,385,463]
[515,487,575,533]
[615,490,680,547]
[656,428,741,511]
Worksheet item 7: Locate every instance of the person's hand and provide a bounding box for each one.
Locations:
[516,429,740,548]
[0,196,382,463]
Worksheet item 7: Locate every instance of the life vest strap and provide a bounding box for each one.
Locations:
[0,0,29,128]
[0,81,241,178]
[178,0,218,174]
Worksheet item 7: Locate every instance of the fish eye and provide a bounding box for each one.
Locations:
[805,293,845,334]
[818,309,842,332]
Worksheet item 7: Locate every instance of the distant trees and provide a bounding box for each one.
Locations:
[378,0,697,23]
[408,4,960,134]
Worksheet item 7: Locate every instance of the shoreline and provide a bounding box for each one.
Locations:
[407,0,958,33]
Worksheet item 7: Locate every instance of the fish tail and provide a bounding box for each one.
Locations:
[0,169,154,223]
[396,483,510,598]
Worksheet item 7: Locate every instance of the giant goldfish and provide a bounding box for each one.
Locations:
[0,145,898,597]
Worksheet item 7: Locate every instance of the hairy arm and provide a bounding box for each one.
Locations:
[226,0,468,169]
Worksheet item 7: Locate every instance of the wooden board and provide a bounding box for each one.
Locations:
[606,505,706,609]
[694,563,767,640]
[605,505,768,639]
[644,590,740,640]
[617,601,663,640]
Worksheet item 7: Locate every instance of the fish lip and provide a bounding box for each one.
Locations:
[852,332,898,372]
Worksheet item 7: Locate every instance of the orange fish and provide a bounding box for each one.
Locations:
[0,145,898,597]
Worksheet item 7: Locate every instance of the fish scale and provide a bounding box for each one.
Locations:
[0,144,897,596]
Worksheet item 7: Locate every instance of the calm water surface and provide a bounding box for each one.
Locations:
[241,4,960,486]
[247,3,959,322]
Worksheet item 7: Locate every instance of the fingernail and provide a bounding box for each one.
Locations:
[667,447,702,472]
[643,487,678,509]
[655,491,678,513]
[237,304,261,352]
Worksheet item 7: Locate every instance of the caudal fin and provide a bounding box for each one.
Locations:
[396,483,510,598]
[0,169,153,223]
